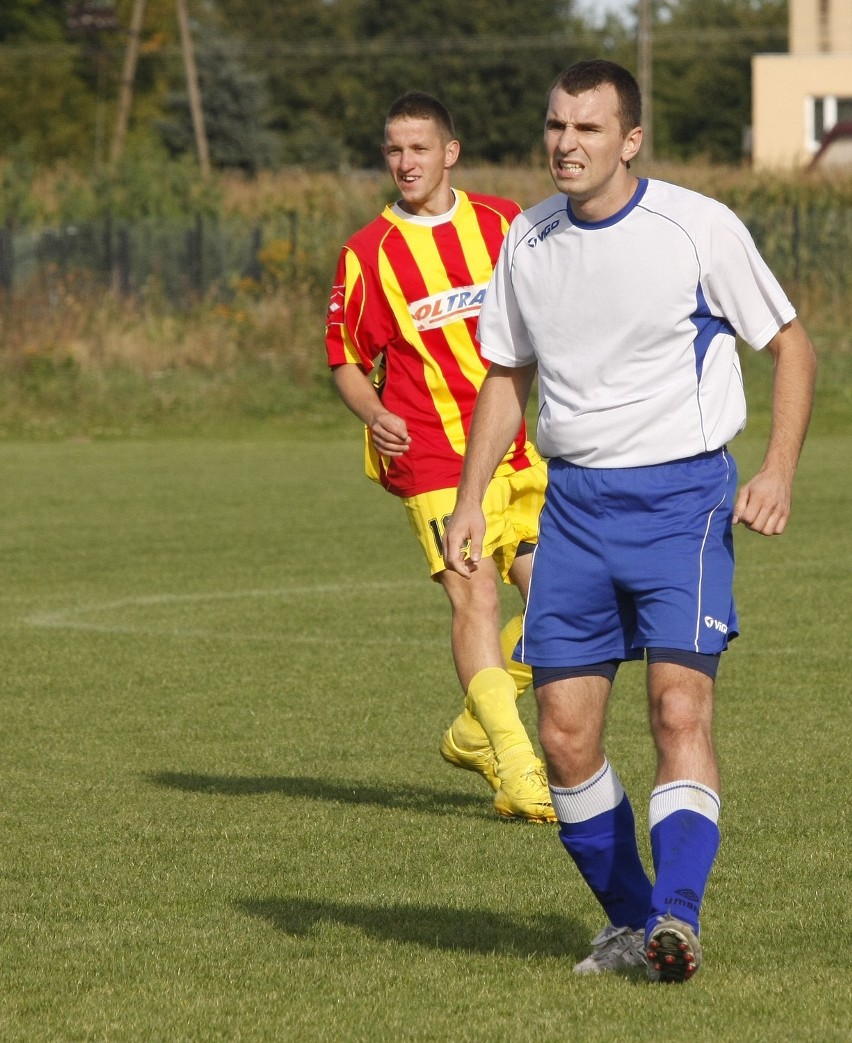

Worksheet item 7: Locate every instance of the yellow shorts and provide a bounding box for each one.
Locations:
[403,459,547,582]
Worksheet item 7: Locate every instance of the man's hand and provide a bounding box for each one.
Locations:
[331,365,411,457]
[442,501,487,578]
[369,411,411,457]
[733,469,792,535]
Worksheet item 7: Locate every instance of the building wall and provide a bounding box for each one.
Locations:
[753,54,852,168]
[791,0,852,55]
[752,1,852,168]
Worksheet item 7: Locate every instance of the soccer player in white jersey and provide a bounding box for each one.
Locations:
[443,59,816,982]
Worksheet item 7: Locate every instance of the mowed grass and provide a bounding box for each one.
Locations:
[1,431,849,1042]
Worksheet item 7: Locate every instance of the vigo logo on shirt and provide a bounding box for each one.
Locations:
[408,283,488,331]
[527,219,559,247]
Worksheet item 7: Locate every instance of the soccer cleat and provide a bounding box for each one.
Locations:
[646,914,703,983]
[573,925,648,975]
[493,759,557,823]
[439,726,500,792]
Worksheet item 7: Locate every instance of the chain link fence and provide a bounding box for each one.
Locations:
[0,212,301,304]
[0,203,848,314]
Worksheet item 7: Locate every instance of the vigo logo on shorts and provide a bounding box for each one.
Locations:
[704,615,728,634]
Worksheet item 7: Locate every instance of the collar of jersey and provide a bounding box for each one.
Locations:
[389,189,462,227]
[567,177,648,230]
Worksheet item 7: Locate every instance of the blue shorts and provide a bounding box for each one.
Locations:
[518,450,739,667]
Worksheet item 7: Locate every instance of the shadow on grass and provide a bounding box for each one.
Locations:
[146,771,491,818]
[239,896,591,960]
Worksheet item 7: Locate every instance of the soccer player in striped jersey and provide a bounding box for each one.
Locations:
[325,92,554,823]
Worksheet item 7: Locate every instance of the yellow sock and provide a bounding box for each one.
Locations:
[500,613,533,698]
[449,705,490,752]
[464,666,535,771]
[447,615,531,756]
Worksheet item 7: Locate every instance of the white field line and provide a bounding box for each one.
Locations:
[21,580,441,644]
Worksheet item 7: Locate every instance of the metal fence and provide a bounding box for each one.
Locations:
[0,203,848,310]
[0,213,301,304]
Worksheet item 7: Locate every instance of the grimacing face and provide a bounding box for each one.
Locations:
[382,116,460,216]
[544,83,641,216]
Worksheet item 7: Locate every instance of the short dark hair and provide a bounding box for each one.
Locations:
[549,60,641,137]
[385,91,456,142]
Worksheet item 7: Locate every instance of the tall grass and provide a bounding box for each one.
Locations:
[0,162,849,437]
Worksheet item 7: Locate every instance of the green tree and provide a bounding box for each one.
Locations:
[216,0,613,168]
[157,28,279,174]
[0,1,92,163]
[0,0,68,41]
[0,0,180,167]
[651,0,788,162]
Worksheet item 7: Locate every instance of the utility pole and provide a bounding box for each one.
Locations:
[110,0,210,175]
[110,0,147,166]
[175,0,210,176]
[638,0,654,163]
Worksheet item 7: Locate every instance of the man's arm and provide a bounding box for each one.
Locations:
[733,318,817,535]
[332,363,411,458]
[443,361,537,576]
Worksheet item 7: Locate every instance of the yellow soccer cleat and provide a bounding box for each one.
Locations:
[439,726,501,792]
[493,759,557,823]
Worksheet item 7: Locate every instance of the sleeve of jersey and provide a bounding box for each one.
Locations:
[476,231,537,368]
[701,208,796,351]
[324,247,378,370]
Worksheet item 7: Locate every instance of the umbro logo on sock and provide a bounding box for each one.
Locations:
[665,888,700,913]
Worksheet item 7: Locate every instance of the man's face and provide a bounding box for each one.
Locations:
[543,84,640,210]
[382,117,459,216]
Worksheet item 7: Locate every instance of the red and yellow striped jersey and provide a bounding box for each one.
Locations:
[325,190,540,497]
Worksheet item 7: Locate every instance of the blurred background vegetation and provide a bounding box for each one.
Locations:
[1,0,789,171]
[0,0,848,439]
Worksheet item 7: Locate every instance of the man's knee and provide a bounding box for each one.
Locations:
[439,563,501,616]
[649,669,715,745]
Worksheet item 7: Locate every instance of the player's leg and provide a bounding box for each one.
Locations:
[439,563,554,823]
[524,459,651,971]
[644,659,720,983]
[403,485,552,821]
[626,450,736,981]
[537,670,653,974]
[440,571,532,791]
[439,569,536,798]
[441,465,542,794]
[503,540,535,697]
[499,608,532,698]
[499,455,548,699]
[455,462,552,820]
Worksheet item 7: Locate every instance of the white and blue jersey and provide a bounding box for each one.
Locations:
[478,178,792,664]
[478,178,795,469]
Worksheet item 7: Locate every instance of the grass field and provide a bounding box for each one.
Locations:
[1,427,849,1042]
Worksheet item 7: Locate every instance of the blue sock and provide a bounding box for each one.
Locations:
[647,781,721,939]
[552,761,652,931]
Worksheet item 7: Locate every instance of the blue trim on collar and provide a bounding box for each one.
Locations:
[568,178,648,229]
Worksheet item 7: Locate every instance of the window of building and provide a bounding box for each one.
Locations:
[807,95,852,151]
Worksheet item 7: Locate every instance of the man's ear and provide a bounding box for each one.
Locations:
[622,126,643,165]
[445,138,461,169]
